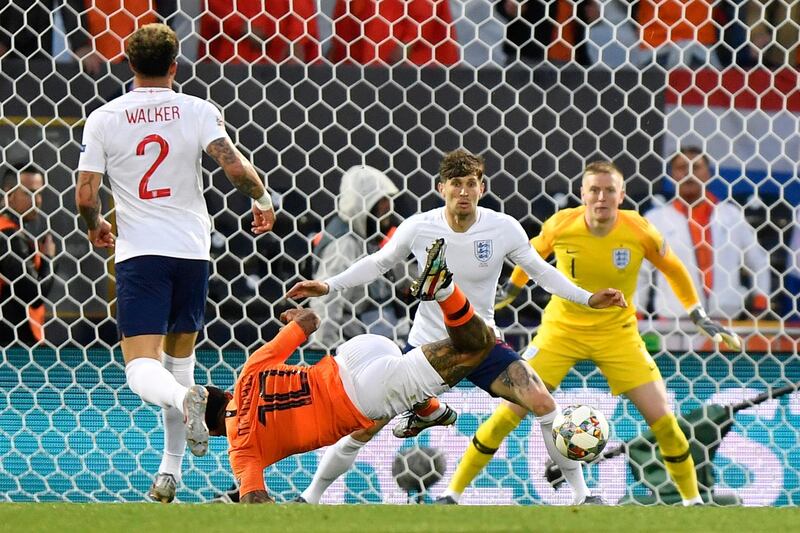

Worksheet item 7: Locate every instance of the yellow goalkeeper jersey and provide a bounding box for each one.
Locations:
[509,206,699,331]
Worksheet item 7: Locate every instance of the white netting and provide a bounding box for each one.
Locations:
[0,0,798,504]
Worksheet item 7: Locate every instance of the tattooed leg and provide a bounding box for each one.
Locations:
[444,313,495,354]
[421,315,494,387]
[489,361,556,417]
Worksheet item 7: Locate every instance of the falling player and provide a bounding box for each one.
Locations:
[203,240,499,502]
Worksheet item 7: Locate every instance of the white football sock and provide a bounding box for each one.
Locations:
[539,407,591,505]
[159,353,196,481]
[301,435,367,503]
[434,281,455,301]
[125,357,187,411]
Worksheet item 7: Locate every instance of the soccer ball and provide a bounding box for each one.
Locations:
[552,404,610,462]
[392,446,447,493]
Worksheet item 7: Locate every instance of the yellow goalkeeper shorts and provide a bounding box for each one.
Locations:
[521,322,661,396]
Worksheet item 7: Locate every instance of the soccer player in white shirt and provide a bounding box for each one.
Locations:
[285,149,625,504]
[75,24,275,503]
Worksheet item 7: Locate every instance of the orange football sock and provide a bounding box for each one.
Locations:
[413,398,441,417]
[439,285,474,327]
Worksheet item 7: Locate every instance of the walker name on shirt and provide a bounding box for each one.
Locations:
[125,105,181,124]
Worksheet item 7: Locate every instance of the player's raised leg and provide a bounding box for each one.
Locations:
[393,237,497,437]
[300,239,493,504]
[390,238,467,438]
[413,240,495,384]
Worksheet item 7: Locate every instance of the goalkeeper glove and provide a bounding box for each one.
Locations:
[689,307,742,352]
[495,282,523,310]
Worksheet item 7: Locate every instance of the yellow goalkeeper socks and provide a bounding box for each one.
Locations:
[650,413,701,504]
[444,403,522,499]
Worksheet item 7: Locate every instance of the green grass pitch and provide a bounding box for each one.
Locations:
[1,504,797,533]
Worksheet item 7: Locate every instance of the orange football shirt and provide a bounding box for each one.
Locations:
[225,322,374,496]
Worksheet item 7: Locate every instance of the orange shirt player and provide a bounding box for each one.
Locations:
[204,239,499,503]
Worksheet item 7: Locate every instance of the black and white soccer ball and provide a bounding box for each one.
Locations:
[392,446,447,493]
[552,404,610,462]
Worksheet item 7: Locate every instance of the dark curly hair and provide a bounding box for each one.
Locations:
[438,149,485,183]
[125,23,179,77]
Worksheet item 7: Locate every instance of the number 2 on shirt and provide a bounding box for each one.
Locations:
[136,134,172,200]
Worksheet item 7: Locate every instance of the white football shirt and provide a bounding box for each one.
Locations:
[78,87,228,263]
[326,207,591,347]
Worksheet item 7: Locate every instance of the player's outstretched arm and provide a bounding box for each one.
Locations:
[243,308,319,371]
[75,171,115,249]
[648,242,741,351]
[286,246,391,301]
[513,244,626,309]
[206,137,275,235]
[286,280,330,300]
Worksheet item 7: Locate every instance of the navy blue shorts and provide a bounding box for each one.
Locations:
[402,339,521,396]
[116,255,210,338]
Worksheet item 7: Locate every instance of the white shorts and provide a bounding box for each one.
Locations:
[333,334,449,420]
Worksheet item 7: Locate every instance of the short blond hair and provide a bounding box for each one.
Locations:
[582,161,625,189]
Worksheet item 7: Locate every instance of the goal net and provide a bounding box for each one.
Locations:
[0,0,798,504]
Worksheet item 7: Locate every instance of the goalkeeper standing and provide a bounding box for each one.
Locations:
[438,161,741,507]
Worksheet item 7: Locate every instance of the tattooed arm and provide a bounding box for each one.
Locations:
[75,171,115,248]
[206,137,264,198]
[206,137,275,234]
